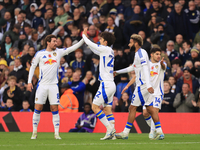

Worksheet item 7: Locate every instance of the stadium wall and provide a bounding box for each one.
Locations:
[0,112,199,134]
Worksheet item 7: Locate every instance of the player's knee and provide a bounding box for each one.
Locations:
[129,105,137,112]
[143,111,149,118]
[92,104,98,112]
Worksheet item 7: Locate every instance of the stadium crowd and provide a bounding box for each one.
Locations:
[0,0,200,113]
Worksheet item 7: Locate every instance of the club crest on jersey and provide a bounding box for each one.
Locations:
[36,98,38,101]
[155,65,159,69]
[53,52,57,56]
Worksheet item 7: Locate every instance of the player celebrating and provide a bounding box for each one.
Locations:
[27,35,84,139]
[82,28,116,140]
[121,47,166,139]
[114,34,164,140]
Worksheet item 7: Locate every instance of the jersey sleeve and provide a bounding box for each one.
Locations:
[82,34,106,53]
[138,50,148,66]
[59,39,84,57]
[115,64,135,74]
[28,52,40,83]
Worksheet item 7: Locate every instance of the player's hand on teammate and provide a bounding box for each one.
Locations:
[121,86,128,94]
[27,83,33,92]
[113,71,119,77]
[147,87,154,94]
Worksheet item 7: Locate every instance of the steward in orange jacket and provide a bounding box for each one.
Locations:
[59,83,79,112]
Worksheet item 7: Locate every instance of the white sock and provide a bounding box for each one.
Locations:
[32,109,41,133]
[123,122,133,135]
[150,118,155,132]
[96,110,112,131]
[52,111,60,135]
[106,114,115,129]
[145,115,152,127]
[155,121,163,134]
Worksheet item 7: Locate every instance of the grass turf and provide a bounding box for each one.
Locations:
[0,133,199,150]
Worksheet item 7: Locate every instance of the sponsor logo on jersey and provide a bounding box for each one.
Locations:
[42,55,47,59]
[53,52,57,56]
[150,71,158,76]
[44,59,57,65]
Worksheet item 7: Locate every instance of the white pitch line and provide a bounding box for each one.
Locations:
[0,142,200,147]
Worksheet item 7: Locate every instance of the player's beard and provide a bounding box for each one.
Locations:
[130,45,135,52]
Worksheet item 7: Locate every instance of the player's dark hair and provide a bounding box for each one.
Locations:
[130,34,143,46]
[150,47,161,54]
[44,34,57,48]
[100,31,116,46]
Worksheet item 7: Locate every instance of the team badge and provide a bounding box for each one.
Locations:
[53,52,57,56]
[36,98,38,101]
[155,65,158,69]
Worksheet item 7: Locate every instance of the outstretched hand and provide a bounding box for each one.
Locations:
[121,86,128,94]
[160,57,166,70]
[113,71,118,77]
[83,27,88,37]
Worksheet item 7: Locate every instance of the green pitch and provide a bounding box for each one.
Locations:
[0,133,199,150]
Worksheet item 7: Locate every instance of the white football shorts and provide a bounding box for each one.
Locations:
[35,84,60,105]
[93,81,116,107]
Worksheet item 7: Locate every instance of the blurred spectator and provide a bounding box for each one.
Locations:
[167,2,193,41]
[150,24,170,51]
[155,16,175,40]
[6,47,21,65]
[20,0,31,14]
[0,2,6,18]
[4,11,12,25]
[32,9,46,30]
[97,0,111,16]
[1,24,20,45]
[115,92,131,112]
[168,76,176,93]
[104,16,123,49]
[19,100,32,112]
[19,10,32,26]
[9,58,28,83]
[70,26,81,44]
[71,0,83,13]
[163,0,174,14]
[113,0,125,14]
[82,70,99,100]
[176,67,199,94]
[62,66,74,83]
[195,0,200,11]
[179,40,191,65]
[173,83,195,112]
[37,25,46,43]
[138,30,151,57]
[0,18,9,40]
[21,46,35,68]
[88,6,100,25]
[193,30,200,46]
[27,3,38,21]
[64,3,73,17]
[24,24,32,40]
[59,57,69,80]
[1,34,13,59]
[148,16,157,36]
[187,47,200,65]
[54,6,69,27]
[3,76,23,111]
[0,67,9,86]
[58,82,79,112]
[70,48,85,77]
[73,8,87,30]
[145,0,168,24]
[68,72,86,111]
[0,99,14,111]
[165,40,179,62]
[184,1,200,39]
[69,103,96,132]
[171,58,183,82]
[90,54,100,80]
[109,8,120,27]
[143,0,152,16]
[115,73,132,100]
[8,61,14,72]
[191,61,200,79]
[123,6,146,43]
[174,34,183,52]
[160,81,176,112]
[30,30,39,51]
[184,60,193,72]
[124,0,137,20]
[52,26,68,43]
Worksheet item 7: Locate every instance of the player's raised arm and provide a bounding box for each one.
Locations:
[27,52,40,91]
[114,64,135,76]
[61,39,84,56]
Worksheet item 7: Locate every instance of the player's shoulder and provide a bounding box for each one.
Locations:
[35,49,46,57]
[137,48,148,58]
